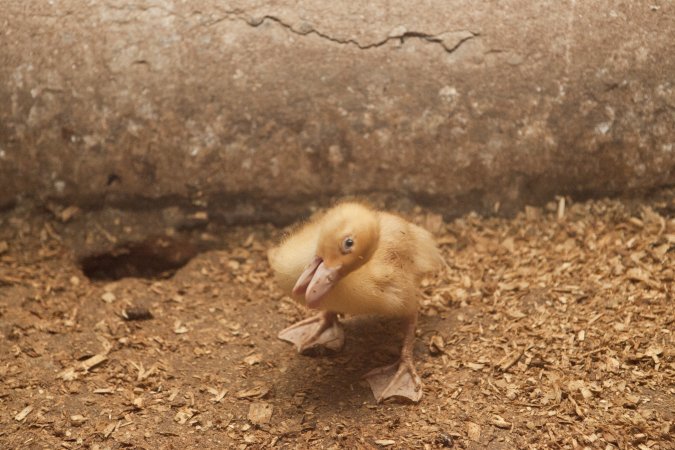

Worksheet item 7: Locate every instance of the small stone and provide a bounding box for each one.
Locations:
[439,85,459,102]
[173,321,189,334]
[243,353,262,365]
[101,292,116,303]
[436,433,454,448]
[623,394,640,409]
[429,335,445,356]
[59,206,81,222]
[122,307,153,321]
[70,414,87,426]
[491,415,511,429]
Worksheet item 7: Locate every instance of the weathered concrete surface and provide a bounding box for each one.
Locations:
[1,1,674,221]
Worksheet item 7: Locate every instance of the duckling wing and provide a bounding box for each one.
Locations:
[407,222,443,275]
[378,213,442,277]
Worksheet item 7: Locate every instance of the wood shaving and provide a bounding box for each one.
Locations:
[81,354,107,371]
[14,406,32,422]
[247,402,273,425]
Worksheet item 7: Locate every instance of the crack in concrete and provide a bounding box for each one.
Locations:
[245,15,479,53]
[93,5,478,54]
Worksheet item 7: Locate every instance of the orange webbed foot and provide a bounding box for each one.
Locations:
[278,312,344,355]
[364,357,423,403]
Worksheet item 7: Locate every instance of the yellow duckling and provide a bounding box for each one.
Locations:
[268,201,442,402]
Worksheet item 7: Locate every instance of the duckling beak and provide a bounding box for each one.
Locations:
[305,261,341,308]
[292,256,341,309]
[292,256,322,297]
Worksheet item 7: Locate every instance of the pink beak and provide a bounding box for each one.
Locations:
[292,256,341,309]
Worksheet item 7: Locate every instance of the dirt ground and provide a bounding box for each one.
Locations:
[0,193,673,450]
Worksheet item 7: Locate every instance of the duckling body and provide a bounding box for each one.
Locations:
[270,206,440,316]
[268,201,442,402]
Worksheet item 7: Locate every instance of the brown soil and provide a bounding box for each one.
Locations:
[0,194,673,449]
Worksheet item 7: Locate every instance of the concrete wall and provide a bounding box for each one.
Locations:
[1,0,674,221]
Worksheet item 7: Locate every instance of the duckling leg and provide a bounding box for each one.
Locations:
[278,311,344,355]
[364,315,422,403]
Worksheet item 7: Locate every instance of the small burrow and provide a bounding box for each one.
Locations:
[79,236,199,281]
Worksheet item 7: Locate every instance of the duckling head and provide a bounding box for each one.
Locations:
[292,203,380,308]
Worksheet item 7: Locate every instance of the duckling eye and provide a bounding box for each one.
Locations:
[341,237,354,253]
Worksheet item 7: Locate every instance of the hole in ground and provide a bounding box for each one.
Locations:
[80,236,199,281]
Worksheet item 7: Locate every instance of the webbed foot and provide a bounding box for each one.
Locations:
[364,314,423,403]
[365,357,422,403]
[278,312,344,355]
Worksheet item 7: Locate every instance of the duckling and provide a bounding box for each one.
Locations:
[268,201,442,402]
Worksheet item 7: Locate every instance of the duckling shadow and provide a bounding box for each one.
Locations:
[277,314,443,410]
